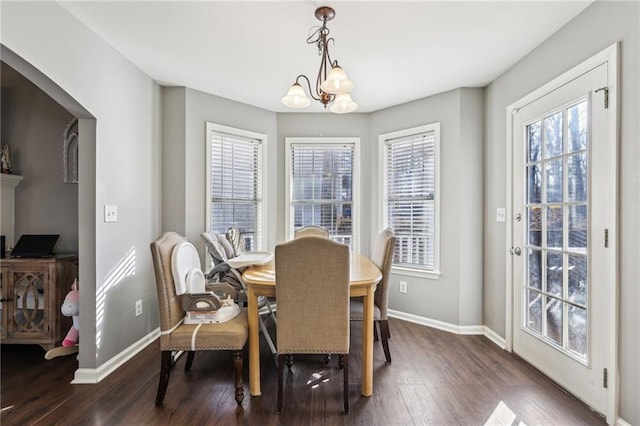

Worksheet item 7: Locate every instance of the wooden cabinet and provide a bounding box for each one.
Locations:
[0,255,78,349]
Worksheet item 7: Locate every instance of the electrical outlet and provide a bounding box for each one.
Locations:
[399,281,408,294]
[135,299,142,317]
[496,208,506,223]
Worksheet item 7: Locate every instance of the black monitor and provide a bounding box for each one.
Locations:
[10,234,59,258]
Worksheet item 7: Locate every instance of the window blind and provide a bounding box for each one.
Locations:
[210,131,262,251]
[290,143,354,248]
[385,131,436,270]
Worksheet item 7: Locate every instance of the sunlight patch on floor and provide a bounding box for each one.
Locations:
[484,400,527,426]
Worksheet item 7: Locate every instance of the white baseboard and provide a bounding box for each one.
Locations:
[483,326,507,349]
[616,417,631,426]
[71,328,160,384]
[388,309,484,335]
[387,310,508,350]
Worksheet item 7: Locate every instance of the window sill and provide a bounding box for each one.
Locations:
[391,266,441,280]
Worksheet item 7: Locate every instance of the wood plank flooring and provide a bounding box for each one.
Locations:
[1,318,605,425]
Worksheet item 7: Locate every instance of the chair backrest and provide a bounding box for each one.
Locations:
[275,235,350,354]
[371,228,396,318]
[150,232,187,339]
[294,226,330,238]
[201,231,234,265]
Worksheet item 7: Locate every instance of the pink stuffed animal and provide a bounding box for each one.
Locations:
[61,279,79,347]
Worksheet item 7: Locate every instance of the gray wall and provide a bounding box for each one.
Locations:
[483,2,639,423]
[162,87,277,261]
[1,62,78,253]
[370,88,484,327]
[2,1,163,369]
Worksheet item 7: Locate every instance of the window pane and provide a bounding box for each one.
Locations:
[528,164,542,204]
[291,143,354,248]
[527,121,542,162]
[546,251,563,297]
[568,205,587,253]
[385,129,437,270]
[528,248,542,290]
[545,159,563,203]
[545,296,563,345]
[567,153,587,202]
[568,305,587,358]
[568,255,587,306]
[528,206,542,247]
[544,111,563,158]
[209,131,262,250]
[567,101,587,153]
[526,289,542,333]
[546,206,563,248]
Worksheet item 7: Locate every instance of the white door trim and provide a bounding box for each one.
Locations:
[505,42,618,424]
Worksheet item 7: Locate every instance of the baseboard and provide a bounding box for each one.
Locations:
[387,310,509,351]
[616,417,631,426]
[483,326,507,349]
[71,328,160,384]
[388,309,484,335]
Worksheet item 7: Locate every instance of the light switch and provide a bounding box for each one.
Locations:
[496,208,506,223]
[104,205,118,223]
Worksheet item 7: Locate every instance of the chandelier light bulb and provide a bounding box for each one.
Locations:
[281,83,311,108]
[320,64,353,95]
[330,93,358,114]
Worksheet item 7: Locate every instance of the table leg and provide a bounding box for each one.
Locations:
[361,286,374,396]
[247,286,261,396]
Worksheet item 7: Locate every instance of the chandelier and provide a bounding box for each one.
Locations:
[281,6,358,114]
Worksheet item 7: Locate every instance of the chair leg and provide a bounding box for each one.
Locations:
[184,351,195,371]
[341,354,349,414]
[379,320,392,363]
[155,351,172,405]
[277,354,286,413]
[232,350,244,405]
[373,321,379,341]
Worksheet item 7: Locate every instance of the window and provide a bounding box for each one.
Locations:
[285,137,359,250]
[380,123,440,276]
[206,123,266,251]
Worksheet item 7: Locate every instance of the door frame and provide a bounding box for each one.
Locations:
[505,42,619,423]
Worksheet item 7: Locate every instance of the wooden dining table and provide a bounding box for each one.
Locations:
[242,253,382,397]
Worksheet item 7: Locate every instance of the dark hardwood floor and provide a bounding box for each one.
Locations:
[1,318,605,425]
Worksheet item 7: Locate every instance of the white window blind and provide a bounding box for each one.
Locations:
[384,128,438,271]
[209,130,263,251]
[290,143,354,248]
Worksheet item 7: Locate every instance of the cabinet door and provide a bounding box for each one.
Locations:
[7,267,50,339]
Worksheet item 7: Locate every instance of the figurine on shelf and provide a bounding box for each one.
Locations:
[1,144,12,174]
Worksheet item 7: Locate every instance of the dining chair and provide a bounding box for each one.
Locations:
[350,228,396,363]
[150,232,248,406]
[294,225,330,238]
[275,235,351,414]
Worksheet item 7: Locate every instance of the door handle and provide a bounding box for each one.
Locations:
[0,297,13,302]
[510,247,521,256]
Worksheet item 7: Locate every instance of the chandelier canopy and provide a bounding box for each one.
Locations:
[281,6,358,114]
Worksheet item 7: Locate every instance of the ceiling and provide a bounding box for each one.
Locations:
[58,1,592,113]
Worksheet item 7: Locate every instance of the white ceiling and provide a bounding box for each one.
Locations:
[59,1,592,113]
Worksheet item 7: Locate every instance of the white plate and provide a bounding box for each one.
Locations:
[227,251,273,269]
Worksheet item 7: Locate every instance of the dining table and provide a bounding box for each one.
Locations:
[242,253,382,397]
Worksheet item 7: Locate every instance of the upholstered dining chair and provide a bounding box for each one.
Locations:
[350,228,396,363]
[294,225,330,238]
[275,235,351,414]
[150,232,248,406]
